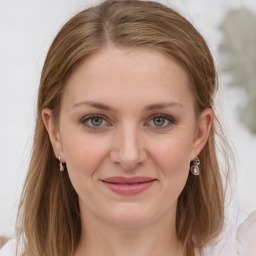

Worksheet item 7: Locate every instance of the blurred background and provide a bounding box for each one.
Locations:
[0,0,256,237]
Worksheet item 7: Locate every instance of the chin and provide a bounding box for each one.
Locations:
[103,203,158,228]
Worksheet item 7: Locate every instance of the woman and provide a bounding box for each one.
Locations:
[1,0,254,255]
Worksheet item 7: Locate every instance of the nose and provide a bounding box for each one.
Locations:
[110,124,147,170]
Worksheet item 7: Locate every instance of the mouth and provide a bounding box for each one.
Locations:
[101,176,157,195]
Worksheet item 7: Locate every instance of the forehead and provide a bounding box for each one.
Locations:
[62,46,194,112]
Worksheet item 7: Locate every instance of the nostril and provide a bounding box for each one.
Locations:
[113,160,142,170]
[109,145,147,170]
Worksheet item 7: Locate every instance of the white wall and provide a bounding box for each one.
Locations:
[0,0,256,236]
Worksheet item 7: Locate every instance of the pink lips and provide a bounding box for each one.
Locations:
[101,176,156,195]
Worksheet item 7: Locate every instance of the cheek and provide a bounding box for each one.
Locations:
[60,132,110,202]
[152,134,193,185]
[156,141,191,206]
[60,129,109,177]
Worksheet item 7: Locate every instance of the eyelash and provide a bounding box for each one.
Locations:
[80,114,176,130]
[147,114,176,128]
[81,114,110,129]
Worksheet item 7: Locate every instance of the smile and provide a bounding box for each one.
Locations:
[101,176,157,195]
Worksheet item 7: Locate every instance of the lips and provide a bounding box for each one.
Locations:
[101,176,156,195]
[102,176,156,184]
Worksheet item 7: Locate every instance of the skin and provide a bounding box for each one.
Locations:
[43,46,213,256]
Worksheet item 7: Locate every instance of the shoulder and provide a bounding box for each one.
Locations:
[202,208,256,256]
[0,238,23,256]
[237,210,256,256]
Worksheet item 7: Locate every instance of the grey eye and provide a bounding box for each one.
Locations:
[148,114,176,128]
[90,116,103,126]
[153,117,166,126]
[81,114,108,129]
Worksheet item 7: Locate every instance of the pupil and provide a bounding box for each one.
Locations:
[92,117,102,126]
[154,117,164,126]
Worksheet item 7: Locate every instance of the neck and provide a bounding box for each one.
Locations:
[74,207,184,256]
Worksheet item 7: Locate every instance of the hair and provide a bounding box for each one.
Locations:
[16,0,231,255]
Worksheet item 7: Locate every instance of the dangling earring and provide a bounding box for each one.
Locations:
[58,156,65,172]
[190,156,200,175]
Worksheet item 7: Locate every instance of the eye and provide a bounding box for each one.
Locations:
[81,114,109,129]
[148,114,176,128]
[90,116,103,126]
[152,116,166,126]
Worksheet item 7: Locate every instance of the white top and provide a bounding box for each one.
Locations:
[0,239,17,256]
[236,211,256,256]
[1,210,256,256]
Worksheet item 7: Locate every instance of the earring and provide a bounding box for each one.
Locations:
[58,156,65,172]
[190,156,200,175]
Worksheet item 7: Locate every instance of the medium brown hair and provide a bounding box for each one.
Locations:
[17,1,231,255]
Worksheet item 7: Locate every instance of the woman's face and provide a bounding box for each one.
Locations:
[44,47,212,228]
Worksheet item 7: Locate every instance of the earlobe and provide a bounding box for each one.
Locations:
[42,108,64,160]
[192,108,214,158]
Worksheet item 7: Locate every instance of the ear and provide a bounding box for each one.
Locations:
[42,108,65,161]
[191,107,214,159]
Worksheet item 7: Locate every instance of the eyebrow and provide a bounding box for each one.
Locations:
[72,101,184,112]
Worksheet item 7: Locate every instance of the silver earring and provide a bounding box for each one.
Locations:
[58,156,65,172]
[190,156,200,175]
